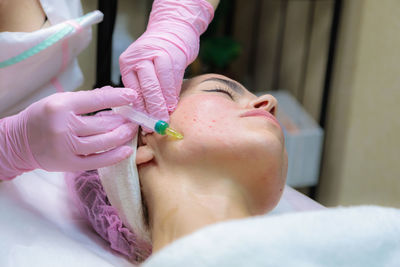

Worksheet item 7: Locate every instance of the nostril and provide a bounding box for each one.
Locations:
[270,106,276,116]
[253,101,276,116]
[252,94,278,116]
[254,101,269,109]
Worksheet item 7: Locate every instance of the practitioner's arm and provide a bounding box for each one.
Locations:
[0,0,46,32]
[205,0,219,9]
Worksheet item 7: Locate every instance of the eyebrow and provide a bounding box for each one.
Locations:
[200,77,245,95]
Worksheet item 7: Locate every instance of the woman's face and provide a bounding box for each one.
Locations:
[144,74,287,214]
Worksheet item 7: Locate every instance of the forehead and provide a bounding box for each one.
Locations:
[181,74,253,97]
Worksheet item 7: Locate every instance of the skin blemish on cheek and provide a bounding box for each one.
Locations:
[212,120,216,123]
[193,118,197,122]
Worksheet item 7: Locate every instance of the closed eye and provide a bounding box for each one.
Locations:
[202,88,234,100]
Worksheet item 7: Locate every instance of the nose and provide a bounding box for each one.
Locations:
[249,94,278,116]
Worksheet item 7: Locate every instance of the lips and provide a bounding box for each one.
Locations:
[240,109,281,128]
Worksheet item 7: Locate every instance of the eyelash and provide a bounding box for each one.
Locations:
[203,87,234,100]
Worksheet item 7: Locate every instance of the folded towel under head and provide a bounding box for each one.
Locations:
[98,135,151,244]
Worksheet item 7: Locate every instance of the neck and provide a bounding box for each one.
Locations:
[142,168,251,252]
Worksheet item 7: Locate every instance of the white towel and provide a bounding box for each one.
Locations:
[143,206,400,267]
[98,135,151,244]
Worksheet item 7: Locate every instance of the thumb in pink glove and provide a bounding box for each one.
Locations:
[0,86,138,180]
[119,0,214,123]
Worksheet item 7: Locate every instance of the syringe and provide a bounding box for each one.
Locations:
[114,105,183,140]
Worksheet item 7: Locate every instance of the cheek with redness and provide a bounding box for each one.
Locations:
[171,95,240,146]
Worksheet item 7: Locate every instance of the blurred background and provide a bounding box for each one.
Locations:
[78,0,400,208]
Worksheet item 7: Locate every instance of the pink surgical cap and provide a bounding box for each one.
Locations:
[65,170,152,263]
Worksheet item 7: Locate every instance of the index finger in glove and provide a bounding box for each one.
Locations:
[69,87,138,115]
[121,71,147,114]
[137,60,169,122]
[154,56,181,113]
[73,112,129,137]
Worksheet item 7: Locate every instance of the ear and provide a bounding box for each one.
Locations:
[136,144,154,165]
[136,133,155,165]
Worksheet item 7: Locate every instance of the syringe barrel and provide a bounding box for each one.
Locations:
[113,106,158,130]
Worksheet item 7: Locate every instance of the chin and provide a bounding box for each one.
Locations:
[242,149,287,215]
[252,176,286,215]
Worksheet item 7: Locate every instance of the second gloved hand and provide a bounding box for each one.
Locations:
[119,0,214,123]
[0,86,138,180]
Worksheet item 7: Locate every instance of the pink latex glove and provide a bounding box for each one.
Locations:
[0,86,138,180]
[119,0,214,123]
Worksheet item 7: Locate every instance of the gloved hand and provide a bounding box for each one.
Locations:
[119,0,214,123]
[0,86,138,180]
